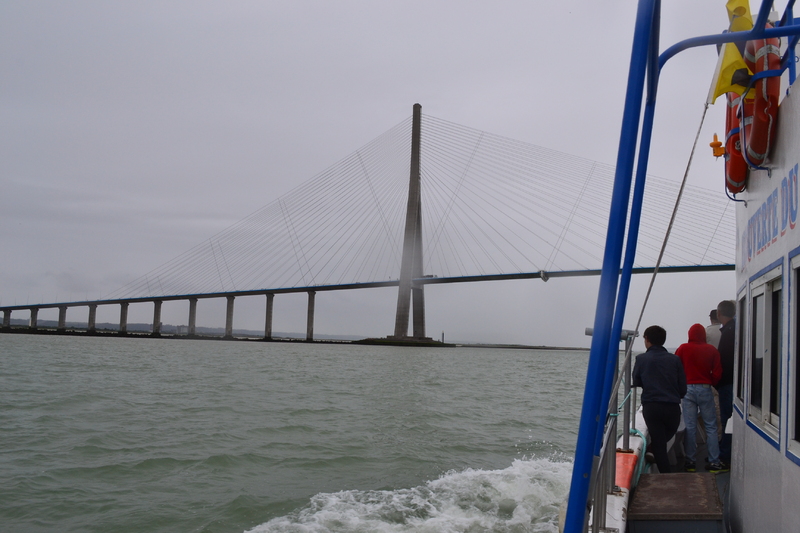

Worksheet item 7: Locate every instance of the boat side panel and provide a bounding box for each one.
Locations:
[734,416,783,531]
[731,77,800,533]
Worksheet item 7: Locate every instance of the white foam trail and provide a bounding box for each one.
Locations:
[247,457,573,533]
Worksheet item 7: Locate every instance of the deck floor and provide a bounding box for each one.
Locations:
[628,434,730,531]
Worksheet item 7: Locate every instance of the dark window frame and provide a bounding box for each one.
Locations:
[748,268,782,436]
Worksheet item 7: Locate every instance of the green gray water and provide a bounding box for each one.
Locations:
[0,335,587,532]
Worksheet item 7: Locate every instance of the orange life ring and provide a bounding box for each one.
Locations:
[725,92,748,193]
[741,28,781,166]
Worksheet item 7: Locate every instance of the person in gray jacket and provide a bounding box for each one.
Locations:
[633,325,687,473]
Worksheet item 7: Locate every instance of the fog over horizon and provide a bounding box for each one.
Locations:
[2,1,739,350]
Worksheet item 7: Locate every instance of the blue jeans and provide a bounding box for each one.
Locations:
[717,383,733,462]
[682,384,719,464]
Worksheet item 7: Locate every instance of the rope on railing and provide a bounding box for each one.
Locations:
[608,390,633,418]
[630,427,649,488]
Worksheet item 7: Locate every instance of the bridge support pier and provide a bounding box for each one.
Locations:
[2,309,10,329]
[29,308,39,330]
[264,293,274,340]
[88,305,97,333]
[119,302,129,335]
[225,296,235,339]
[188,298,197,336]
[392,103,428,340]
[306,291,315,341]
[152,300,162,336]
[58,306,67,332]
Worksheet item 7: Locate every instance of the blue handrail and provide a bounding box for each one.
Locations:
[563,1,657,530]
[563,2,800,532]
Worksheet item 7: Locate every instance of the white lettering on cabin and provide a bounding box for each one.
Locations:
[744,163,799,263]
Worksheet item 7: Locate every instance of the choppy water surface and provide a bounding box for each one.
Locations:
[0,335,587,532]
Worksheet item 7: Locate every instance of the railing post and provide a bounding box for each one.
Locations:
[585,327,638,532]
[607,413,617,493]
[623,333,634,450]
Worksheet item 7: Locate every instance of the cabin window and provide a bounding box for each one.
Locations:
[748,269,782,434]
[794,263,800,447]
[769,281,782,427]
[736,294,747,404]
[750,292,764,412]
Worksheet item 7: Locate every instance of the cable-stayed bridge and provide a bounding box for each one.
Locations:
[0,105,735,341]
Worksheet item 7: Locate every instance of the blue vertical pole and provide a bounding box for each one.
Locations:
[596,2,661,454]
[784,5,797,86]
[595,82,660,452]
[563,1,656,531]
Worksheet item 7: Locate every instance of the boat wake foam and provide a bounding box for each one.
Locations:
[247,456,572,532]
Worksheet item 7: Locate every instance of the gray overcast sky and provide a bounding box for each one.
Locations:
[1,1,737,349]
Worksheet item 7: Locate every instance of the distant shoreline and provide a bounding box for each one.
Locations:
[0,324,588,351]
[456,343,589,351]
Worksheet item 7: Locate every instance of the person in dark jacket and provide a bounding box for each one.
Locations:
[715,300,736,465]
[676,324,725,472]
[632,325,687,473]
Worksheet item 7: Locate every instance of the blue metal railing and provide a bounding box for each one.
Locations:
[565,0,658,529]
[564,1,800,531]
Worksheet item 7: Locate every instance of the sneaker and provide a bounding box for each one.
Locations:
[684,461,696,472]
[708,461,730,473]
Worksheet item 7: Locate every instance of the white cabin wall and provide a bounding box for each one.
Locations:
[781,462,800,532]
[732,74,800,533]
[729,415,745,531]
[741,432,783,531]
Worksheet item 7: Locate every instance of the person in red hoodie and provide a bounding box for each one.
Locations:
[675,323,725,473]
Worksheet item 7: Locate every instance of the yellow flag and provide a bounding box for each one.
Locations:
[726,0,753,32]
[707,0,754,104]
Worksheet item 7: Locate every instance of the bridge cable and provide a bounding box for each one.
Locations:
[613,102,711,401]
[95,112,734,302]
[209,239,227,292]
[545,162,596,272]
[699,199,731,265]
[280,199,311,286]
[426,131,484,274]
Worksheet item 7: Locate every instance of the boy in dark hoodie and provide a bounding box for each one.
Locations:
[675,323,725,473]
[633,325,686,473]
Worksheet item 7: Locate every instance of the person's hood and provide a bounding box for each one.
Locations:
[688,323,707,343]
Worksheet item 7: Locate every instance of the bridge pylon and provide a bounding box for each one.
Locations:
[391,103,429,341]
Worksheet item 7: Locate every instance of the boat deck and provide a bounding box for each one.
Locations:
[627,439,730,532]
[628,473,724,532]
